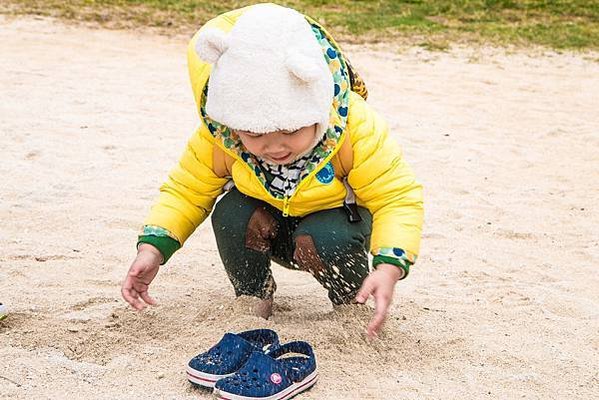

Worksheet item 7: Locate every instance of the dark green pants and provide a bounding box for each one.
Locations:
[211,189,372,305]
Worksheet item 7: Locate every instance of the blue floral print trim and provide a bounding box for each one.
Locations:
[139,225,180,242]
[374,247,416,267]
[372,247,415,280]
[316,161,335,184]
[373,247,417,268]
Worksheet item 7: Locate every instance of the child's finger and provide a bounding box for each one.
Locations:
[355,277,374,303]
[367,293,390,338]
[128,291,145,310]
[139,290,157,306]
[121,281,145,310]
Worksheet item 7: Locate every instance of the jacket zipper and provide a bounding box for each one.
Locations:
[282,197,291,217]
[215,135,349,217]
[280,135,349,216]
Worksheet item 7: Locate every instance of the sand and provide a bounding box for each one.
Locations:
[1,15,598,400]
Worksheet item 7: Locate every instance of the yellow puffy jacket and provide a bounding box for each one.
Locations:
[143,6,424,260]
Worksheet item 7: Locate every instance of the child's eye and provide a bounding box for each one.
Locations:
[283,129,300,135]
[236,130,261,138]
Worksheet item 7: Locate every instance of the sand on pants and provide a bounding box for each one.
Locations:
[0,15,598,400]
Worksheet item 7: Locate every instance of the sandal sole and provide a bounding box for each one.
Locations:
[186,365,234,388]
[215,369,318,400]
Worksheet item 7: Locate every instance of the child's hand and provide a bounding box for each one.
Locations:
[121,244,162,310]
[355,263,403,338]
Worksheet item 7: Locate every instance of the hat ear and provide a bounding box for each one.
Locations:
[195,29,229,64]
[285,52,322,83]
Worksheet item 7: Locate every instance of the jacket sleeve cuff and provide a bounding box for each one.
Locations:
[137,225,181,265]
[137,235,180,265]
[372,247,416,280]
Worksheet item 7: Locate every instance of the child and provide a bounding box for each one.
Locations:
[121,3,423,338]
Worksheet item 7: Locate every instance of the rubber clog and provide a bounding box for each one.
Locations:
[187,329,279,388]
[214,341,317,400]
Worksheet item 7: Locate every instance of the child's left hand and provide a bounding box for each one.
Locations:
[355,263,403,338]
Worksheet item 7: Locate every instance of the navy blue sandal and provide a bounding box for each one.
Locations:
[214,341,318,400]
[187,329,279,387]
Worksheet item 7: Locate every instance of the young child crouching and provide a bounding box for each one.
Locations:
[121,3,423,338]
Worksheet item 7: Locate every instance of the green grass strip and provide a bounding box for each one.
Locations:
[1,0,598,50]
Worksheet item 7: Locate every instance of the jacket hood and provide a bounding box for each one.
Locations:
[187,5,367,196]
[196,4,334,139]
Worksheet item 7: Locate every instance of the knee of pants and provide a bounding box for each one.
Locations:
[212,189,279,254]
[294,207,371,260]
[293,234,367,305]
[292,233,368,278]
[293,235,323,276]
[295,229,369,263]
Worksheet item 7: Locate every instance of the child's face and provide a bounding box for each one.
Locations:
[235,124,318,165]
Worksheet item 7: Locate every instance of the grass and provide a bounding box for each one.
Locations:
[1,0,598,50]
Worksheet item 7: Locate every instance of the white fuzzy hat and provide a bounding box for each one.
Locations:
[195,3,334,138]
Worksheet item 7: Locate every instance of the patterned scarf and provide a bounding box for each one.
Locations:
[256,134,327,198]
[259,156,311,198]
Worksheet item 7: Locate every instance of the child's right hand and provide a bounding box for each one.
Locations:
[121,243,162,310]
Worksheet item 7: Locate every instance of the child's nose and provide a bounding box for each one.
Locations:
[265,132,287,151]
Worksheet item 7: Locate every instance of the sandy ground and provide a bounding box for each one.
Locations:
[1,15,598,400]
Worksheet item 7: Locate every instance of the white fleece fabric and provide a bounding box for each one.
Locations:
[195,3,334,138]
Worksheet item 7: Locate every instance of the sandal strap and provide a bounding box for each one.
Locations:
[268,341,314,360]
[238,329,280,353]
